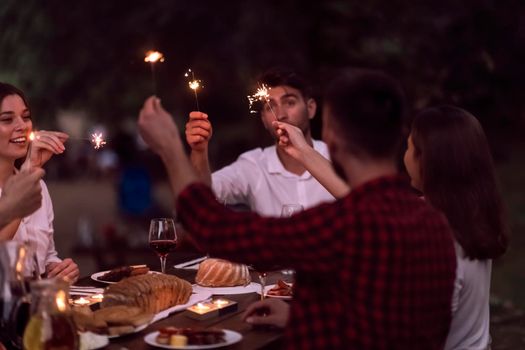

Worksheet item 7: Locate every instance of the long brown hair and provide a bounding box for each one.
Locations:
[411,106,508,259]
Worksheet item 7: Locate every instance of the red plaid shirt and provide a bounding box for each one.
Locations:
[177,175,456,349]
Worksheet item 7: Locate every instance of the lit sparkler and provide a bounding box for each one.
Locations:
[22,131,36,171]
[144,50,165,95]
[90,132,106,150]
[184,69,202,111]
[247,84,277,120]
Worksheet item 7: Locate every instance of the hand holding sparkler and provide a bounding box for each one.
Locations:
[185,112,212,152]
[138,96,180,156]
[272,121,310,162]
[22,130,68,170]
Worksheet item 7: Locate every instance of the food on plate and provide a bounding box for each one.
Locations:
[195,258,251,287]
[267,280,293,297]
[156,327,225,346]
[101,273,192,314]
[73,305,153,336]
[97,264,150,282]
[170,335,188,346]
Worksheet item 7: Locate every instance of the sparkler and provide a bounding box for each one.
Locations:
[247,84,277,120]
[144,50,165,95]
[90,132,106,150]
[185,69,202,111]
[22,131,36,171]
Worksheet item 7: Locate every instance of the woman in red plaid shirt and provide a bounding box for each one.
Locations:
[138,68,457,349]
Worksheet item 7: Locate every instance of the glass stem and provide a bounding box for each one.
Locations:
[259,272,267,301]
[160,256,167,274]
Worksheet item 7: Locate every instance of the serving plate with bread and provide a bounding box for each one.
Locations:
[74,273,212,338]
[192,258,261,295]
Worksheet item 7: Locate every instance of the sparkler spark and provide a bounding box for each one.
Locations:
[90,133,106,150]
[247,84,277,119]
[185,69,202,111]
[144,51,165,63]
[145,51,165,95]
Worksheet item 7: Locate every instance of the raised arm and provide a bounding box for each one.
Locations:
[185,111,212,186]
[273,121,350,198]
[138,96,199,199]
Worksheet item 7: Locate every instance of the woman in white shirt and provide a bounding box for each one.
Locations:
[0,82,79,283]
[403,106,507,349]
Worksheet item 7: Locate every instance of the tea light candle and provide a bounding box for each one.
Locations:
[186,298,238,320]
[212,299,229,308]
[90,294,104,302]
[73,297,91,306]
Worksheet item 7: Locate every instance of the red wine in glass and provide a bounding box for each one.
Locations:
[149,240,178,257]
[148,218,177,273]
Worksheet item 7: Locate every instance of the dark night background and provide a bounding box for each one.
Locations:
[2,0,525,346]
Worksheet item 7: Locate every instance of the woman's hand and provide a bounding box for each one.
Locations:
[242,298,290,328]
[24,130,68,169]
[46,258,79,284]
[273,121,312,162]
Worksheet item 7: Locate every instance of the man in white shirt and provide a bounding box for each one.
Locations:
[185,68,335,216]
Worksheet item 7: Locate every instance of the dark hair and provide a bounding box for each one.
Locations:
[324,68,406,158]
[0,82,29,109]
[258,67,314,100]
[411,105,508,259]
[1,82,31,167]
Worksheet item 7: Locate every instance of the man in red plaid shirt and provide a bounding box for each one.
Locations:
[138,68,457,349]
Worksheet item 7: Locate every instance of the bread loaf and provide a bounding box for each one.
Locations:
[195,258,251,287]
[101,273,192,314]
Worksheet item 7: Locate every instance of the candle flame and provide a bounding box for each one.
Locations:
[247,84,271,114]
[90,133,106,150]
[144,51,165,63]
[56,291,68,310]
[29,131,36,141]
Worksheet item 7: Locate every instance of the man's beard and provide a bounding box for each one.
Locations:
[331,158,348,183]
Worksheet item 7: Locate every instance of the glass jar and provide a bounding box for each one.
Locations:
[0,241,30,350]
[22,278,78,350]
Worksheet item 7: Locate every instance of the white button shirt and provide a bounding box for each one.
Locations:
[211,140,335,217]
[0,180,61,275]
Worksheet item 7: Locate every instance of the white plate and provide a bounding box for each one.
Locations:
[106,289,212,339]
[90,270,161,284]
[192,282,260,295]
[79,331,109,349]
[256,284,293,300]
[144,329,242,349]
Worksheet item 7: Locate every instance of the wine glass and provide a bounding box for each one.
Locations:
[280,204,304,280]
[148,218,178,274]
[281,204,304,217]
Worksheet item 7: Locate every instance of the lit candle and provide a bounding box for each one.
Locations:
[90,294,104,302]
[213,299,229,308]
[73,297,91,306]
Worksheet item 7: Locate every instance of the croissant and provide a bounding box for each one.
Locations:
[195,258,251,287]
[101,273,192,314]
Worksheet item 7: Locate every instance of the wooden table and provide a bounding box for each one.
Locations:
[76,256,285,349]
